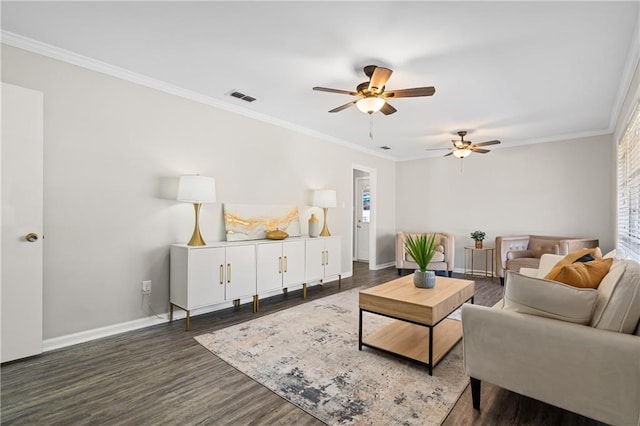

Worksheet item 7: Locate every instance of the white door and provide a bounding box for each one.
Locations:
[225,245,256,300]
[282,239,305,286]
[189,247,225,308]
[305,238,325,282]
[1,83,44,362]
[355,177,370,261]
[324,237,342,278]
[256,242,283,293]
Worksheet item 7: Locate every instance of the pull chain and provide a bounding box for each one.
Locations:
[369,113,374,140]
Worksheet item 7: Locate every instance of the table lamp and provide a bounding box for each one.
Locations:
[313,189,337,237]
[177,175,216,246]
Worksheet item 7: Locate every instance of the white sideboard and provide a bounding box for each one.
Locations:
[170,236,341,330]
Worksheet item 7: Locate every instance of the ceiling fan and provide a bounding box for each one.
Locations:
[313,65,435,115]
[427,131,501,158]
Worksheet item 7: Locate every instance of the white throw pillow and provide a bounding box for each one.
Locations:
[503,271,599,325]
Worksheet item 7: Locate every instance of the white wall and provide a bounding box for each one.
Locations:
[1,45,397,339]
[396,134,615,270]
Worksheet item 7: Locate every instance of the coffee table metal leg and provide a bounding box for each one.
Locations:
[428,326,433,376]
[358,308,363,350]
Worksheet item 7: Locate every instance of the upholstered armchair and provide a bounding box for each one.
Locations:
[495,235,599,285]
[395,232,454,277]
[462,257,640,425]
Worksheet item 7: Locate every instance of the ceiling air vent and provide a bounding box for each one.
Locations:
[379,146,391,150]
[226,89,256,103]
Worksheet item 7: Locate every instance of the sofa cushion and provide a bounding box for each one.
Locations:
[528,237,559,258]
[503,271,599,325]
[591,260,640,334]
[506,257,541,273]
[506,250,535,260]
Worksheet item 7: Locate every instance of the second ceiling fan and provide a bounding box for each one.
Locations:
[427,131,501,158]
[313,65,436,115]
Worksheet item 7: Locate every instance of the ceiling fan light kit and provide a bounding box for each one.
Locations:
[453,148,472,158]
[356,97,385,114]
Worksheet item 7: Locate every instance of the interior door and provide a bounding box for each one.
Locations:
[1,83,44,362]
[355,177,370,261]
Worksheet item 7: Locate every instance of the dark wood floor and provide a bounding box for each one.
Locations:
[1,263,603,425]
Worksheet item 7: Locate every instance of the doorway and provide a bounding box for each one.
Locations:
[352,165,376,269]
[354,176,370,262]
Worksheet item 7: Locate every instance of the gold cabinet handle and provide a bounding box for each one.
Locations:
[326,251,329,265]
[26,232,39,242]
[284,256,288,273]
[227,264,231,283]
[219,264,224,285]
[279,256,282,274]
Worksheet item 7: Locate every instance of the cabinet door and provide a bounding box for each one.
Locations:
[257,243,284,293]
[323,237,342,278]
[189,247,225,308]
[225,245,256,300]
[305,239,325,282]
[282,240,305,286]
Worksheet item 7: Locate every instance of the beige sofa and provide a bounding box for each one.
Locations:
[495,235,599,285]
[461,257,640,425]
[395,232,454,277]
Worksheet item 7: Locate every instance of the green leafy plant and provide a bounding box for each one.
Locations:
[404,233,438,272]
[470,230,486,241]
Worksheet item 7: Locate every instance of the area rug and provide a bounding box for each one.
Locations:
[195,288,469,425]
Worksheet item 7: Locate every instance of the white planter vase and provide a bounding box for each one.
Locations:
[413,270,436,288]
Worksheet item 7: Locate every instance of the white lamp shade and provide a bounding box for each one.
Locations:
[356,97,386,114]
[177,175,216,203]
[453,149,472,158]
[313,189,337,208]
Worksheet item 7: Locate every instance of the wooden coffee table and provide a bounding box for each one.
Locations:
[359,274,474,375]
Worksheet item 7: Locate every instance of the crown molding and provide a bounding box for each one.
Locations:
[0,30,397,162]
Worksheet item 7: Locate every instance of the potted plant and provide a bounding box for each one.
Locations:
[470,230,486,249]
[404,233,438,288]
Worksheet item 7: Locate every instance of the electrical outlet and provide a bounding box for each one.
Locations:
[142,280,152,295]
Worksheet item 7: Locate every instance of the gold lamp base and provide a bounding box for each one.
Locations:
[187,203,206,246]
[319,207,331,237]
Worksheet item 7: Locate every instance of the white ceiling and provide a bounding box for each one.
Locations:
[2,1,639,160]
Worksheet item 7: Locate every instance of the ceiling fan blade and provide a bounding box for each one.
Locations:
[444,152,453,157]
[380,102,397,115]
[425,147,451,151]
[368,67,392,93]
[384,87,435,98]
[472,148,491,154]
[313,86,358,96]
[474,140,501,147]
[328,100,357,113]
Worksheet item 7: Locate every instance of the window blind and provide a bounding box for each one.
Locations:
[617,102,640,261]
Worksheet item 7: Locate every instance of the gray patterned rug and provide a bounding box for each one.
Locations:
[195,288,469,425]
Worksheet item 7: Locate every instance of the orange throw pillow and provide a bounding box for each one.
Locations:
[545,248,601,278]
[544,248,611,288]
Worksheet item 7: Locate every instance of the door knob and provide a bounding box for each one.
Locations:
[26,233,38,242]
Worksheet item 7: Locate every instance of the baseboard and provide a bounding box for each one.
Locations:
[43,274,354,352]
[372,261,395,270]
[43,315,170,352]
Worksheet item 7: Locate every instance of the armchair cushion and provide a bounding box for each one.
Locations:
[503,271,599,325]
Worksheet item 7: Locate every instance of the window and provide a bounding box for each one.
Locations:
[362,189,370,223]
[617,102,640,261]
